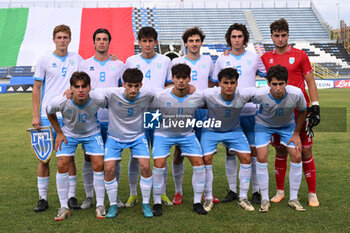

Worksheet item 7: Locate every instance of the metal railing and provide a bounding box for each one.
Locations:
[311,62,340,79]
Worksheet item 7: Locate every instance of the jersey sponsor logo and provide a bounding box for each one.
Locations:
[335,80,350,88]
[289,57,295,64]
[52,63,57,68]
[144,110,162,129]
[136,64,141,69]
[111,65,117,71]
[69,59,75,66]
[269,59,274,64]
[202,64,207,69]
[166,102,172,107]
[118,102,123,107]
[226,61,231,67]
[157,63,162,69]
[90,66,95,71]
[26,126,53,163]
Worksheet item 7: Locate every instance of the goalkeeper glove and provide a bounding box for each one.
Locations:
[305,104,320,138]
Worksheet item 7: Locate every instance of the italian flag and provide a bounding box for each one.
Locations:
[0,7,135,67]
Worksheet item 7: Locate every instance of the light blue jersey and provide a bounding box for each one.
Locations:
[97,87,154,142]
[253,85,307,128]
[124,53,172,89]
[46,91,107,138]
[202,86,256,132]
[213,50,266,116]
[152,88,204,138]
[34,52,83,119]
[172,55,215,90]
[79,56,124,123]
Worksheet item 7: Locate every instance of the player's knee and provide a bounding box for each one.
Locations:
[104,166,115,180]
[139,162,150,174]
[92,160,104,172]
[57,162,69,173]
[275,147,288,157]
[190,157,204,166]
[203,156,212,165]
[39,161,49,169]
[154,159,166,168]
[240,156,251,164]
[301,148,312,160]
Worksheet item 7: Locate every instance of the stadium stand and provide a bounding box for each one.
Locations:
[252,8,329,41]
[155,8,252,43]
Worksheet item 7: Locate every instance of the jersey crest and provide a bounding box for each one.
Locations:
[26,126,53,163]
[289,57,295,64]
[247,58,252,66]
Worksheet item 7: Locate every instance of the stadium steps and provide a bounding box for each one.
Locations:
[243,10,263,42]
[252,8,329,41]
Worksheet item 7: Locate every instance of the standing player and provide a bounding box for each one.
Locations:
[151,63,207,216]
[201,68,255,212]
[46,72,107,220]
[79,28,124,209]
[253,65,307,212]
[123,26,173,207]
[171,27,217,205]
[101,68,153,218]
[32,25,83,212]
[213,23,266,204]
[261,18,320,207]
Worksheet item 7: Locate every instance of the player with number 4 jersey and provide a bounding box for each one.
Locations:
[123,27,173,207]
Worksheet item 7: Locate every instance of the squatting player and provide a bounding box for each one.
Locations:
[214,23,266,204]
[100,68,154,218]
[171,27,218,205]
[32,24,83,212]
[151,63,207,216]
[261,18,320,207]
[124,26,173,207]
[79,28,124,209]
[201,67,255,212]
[46,72,107,220]
[253,65,307,212]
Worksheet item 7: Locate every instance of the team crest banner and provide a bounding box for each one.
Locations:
[26,126,53,163]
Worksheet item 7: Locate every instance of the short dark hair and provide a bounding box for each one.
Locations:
[218,68,239,82]
[123,68,143,83]
[182,27,205,43]
[266,65,288,83]
[225,23,249,47]
[137,27,158,41]
[171,63,191,78]
[70,71,91,86]
[93,28,111,42]
[270,18,289,34]
[53,24,71,39]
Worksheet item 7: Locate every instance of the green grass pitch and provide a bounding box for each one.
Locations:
[0,89,349,233]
